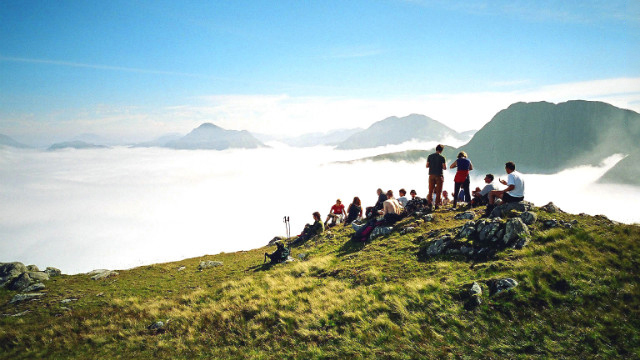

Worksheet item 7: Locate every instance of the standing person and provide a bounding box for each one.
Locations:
[345,196,363,225]
[397,188,409,208]
[325,199,347,226]
[450,151,473,209]
[487,162,525,215]
[426,144,447,210]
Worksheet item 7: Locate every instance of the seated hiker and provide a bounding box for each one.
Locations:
[264,241,290,264]
[325,199,347,227]
[405,189,428,215]
[365,188,388,218]
[292,211,324,246]
[397,188,409,208]
[379,190,403,225]
[486,162,525,216]
[345,196,363,225]
[442,190,450,206]
[471,174,496,207]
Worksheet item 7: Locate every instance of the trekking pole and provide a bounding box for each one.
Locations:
[283,216,290,239]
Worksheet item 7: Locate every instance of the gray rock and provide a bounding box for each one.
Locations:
[470,282,482,297]
[490,278,519,296]
[454,211,475,220]
[7,273,31,291]
[44,267,62,277]
[268,236,286,246]
[544,219,559,228]
[2,310,30,317]
[198,261,223,270]
[503,218,530,246]
[401,227,417,235]
[177,266,186,272]
[89,270,119,280]
[423,214,434,222]
[28,272,50,282]
[520,211,537,225]
[285,256,295,262]
[458,221,476,239]
[23,283,45,292]
[61,298,78,304]
[490,201,534,218]
[541,202,561,213]
[26,265,40,272]
[9,293,45,304]
[297,253,308,260]
[513,237,530,249]
[0,262,27,287]
[148,321,167,333]
[424,236,452,256]
[371,226,393,239]
[478,220,501,242]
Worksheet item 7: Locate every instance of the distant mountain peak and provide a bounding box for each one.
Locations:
[336,113,462,150]
[195,123,223,130]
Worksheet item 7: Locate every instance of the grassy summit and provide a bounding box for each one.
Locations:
[1,206,639,359]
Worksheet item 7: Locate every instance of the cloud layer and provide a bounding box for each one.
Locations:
[0,145,637,274]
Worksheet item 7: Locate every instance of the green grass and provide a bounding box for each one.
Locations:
[1,207,639,359]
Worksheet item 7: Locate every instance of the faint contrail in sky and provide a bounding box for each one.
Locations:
[0,55,202,77]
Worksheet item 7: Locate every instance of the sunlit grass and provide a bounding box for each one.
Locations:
[1,208,639,359]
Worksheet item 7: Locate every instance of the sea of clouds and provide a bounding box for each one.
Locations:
[1,143,638,274]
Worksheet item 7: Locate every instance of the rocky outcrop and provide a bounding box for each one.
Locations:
[9,293,45,304]
[0,262,28,287]
[419,215,532,260]
[490,201,534,218]
[87,269,119,280]
[541,202,562,213]
[454,211,475,220]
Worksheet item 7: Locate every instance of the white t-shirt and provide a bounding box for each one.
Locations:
[507,171,525,198]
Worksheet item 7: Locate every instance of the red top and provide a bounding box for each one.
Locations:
[331,204,345,214]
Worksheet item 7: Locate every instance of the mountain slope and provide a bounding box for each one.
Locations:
[458,100,640,174]
[0,134,31,148]
[598,151,640,185]
[336,114,462,150]
[1,206,638,359]
[165,123,265,150]
[47,141,109,151]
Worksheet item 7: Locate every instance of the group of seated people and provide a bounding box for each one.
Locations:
[265,161,526,262]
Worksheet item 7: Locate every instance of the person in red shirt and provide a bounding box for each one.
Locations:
[325,199,347,227]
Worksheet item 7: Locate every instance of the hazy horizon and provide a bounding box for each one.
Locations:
[1,144,637,274]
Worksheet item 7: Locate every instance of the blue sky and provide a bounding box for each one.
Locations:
[1,0,639,144]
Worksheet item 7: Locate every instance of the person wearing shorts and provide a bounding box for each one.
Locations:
[488,162,525,206]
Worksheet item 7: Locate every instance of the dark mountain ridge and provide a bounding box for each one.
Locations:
[455,100,640,174]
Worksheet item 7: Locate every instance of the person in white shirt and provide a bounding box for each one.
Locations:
[488,162,525,206]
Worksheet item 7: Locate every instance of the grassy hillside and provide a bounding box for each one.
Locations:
[1,206,639,359]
